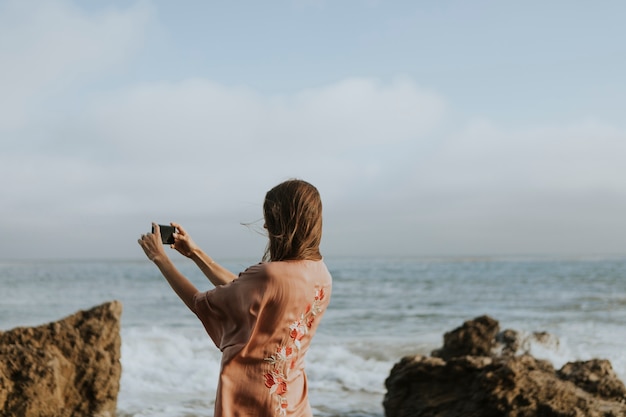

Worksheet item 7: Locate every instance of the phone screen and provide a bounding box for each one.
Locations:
[152,224,176,245]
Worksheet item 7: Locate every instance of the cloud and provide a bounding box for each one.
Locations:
[0,71,446,258]
[75,76,446,213]
[412,118,626,193]
[87,76,443,153]
[0,0,152,130]
[325,118,626,256]
[1,1,624,259]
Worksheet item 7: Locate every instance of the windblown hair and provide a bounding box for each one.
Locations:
[263,179,323,262]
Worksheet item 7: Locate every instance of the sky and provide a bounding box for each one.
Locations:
[1,0,625,260]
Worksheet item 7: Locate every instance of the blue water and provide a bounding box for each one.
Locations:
[1,255,625,416]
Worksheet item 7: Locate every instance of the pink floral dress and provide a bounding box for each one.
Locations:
[193,260,332,417]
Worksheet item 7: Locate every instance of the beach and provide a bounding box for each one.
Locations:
[1,256,625,416]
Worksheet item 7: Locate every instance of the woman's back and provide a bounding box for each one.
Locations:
[194,260,332,417]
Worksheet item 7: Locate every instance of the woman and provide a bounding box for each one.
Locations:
[138,179,332,417]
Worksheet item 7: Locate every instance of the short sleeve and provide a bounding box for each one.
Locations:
[193,288,228,349]
[193,263,268,352]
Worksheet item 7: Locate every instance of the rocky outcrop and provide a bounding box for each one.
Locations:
[0,301,122,417]
[384,315,626,417]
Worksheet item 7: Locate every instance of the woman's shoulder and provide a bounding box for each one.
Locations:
[240,259,331,283]
[238,262,269,280]
[264,259,331,282]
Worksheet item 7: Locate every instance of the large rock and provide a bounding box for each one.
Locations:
[384,315,626,417]
[0,301,122,417]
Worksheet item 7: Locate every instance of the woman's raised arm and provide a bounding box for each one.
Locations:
[138,224,199,312]
[170,222,238,287]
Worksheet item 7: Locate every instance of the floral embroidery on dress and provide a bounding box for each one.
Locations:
[264,287,326,416]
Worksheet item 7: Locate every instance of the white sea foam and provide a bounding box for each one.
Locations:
[308,344,391,394]
[555,322,626,380]
[308,343,393,417]
[117,328,392,417]
[117,326,626,417]
[501,325,626,381]
[118,326,219,417]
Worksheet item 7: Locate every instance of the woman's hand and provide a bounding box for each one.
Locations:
[171,222,199,258]
[162,222,236,286]
[138,222,199,312]
[138,223,168,263]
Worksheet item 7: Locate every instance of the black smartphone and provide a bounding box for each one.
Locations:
[152,224,176,245]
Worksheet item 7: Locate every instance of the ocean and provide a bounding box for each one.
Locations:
[1,255,625,416]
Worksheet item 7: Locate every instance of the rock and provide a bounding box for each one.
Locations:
[0,301,122,417]
[384,316,626,417]
[559,359,626,400]
[432,315,500,360]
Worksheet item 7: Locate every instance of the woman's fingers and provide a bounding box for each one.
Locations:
[168,222,198,258]
[138,225,168,262]
[138,224,161,249]
[171,222,188,244]
[151,222,163,239]
[171,222,186,236]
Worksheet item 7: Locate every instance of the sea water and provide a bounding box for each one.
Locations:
[1,256,625,416]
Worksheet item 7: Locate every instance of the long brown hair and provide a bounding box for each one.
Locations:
[263,179,323,262]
